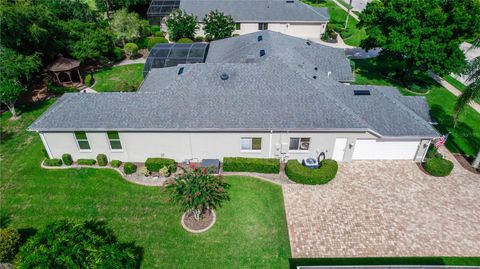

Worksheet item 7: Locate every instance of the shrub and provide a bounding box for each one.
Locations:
[124,162,137,175]
[147,37,168,50]
[16,219,140,268]
[139,167,150,176]
[111,160,122,168]
[77,159,96,165]
[150,25,161,33]
[62,154,73,166]
[47,82,77,95]
[113,46,124,61]
[202,10,235,40]
[176,37,193,43]
[96,154,108,166]
[222,157,280,174]
[124,43,139,59]
[159,166,170,177]
[285,159,338,185]
[135,37,148,49]
[166,9,198,41]
[145,158,177,173]
[154,31,164,37]
[0,227,21,262]
[426,146,443,159]
[423,157,454,177]
[44,158,63,167]
[194,36,204,42]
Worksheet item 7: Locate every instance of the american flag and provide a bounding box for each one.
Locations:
[434,134,449,148]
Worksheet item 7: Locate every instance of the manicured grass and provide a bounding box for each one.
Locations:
[84,64,144,92]
[303,0,367,46]
[0,102,291,268]
[352,58,480,158]
[444,75,480,103]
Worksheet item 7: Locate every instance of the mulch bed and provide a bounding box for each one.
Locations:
[183,209,214,231]
[453,154,480,174]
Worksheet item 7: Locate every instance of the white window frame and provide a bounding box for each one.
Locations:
[240,137,262,153]
[289,137,311,152]
[258,23,268,30]
[106,131,123,152]
[74,131,92,152]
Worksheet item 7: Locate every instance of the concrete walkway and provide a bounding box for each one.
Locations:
[114,57,146,67]
[428,71,480,113]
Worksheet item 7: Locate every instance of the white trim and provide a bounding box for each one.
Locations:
[240,150,262,154]
[268,130,273,158]
[105,132,124,152]
[39,132,53,159]
[421,139,432,162]
[288,137,311,151]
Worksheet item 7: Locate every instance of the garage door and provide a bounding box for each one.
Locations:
[352,139,420,160]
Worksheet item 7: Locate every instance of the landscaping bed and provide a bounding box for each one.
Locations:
[285,159,338,185]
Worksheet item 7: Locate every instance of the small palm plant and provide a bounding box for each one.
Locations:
[167,168,230,221]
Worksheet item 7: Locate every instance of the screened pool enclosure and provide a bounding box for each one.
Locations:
[147,0,180,24]
[143,43,209,77]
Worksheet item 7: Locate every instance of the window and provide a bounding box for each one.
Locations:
[235,23,241,30]
[258,23,268,30]
[74,131,91,150]
[107,131,122,150]
[289,137,310,151]
[241,137,262,151]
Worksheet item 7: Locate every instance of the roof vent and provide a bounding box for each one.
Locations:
[286,0,294,3]
[246,54,256,63]
[258,35,263,42]
[220,73,229,80]
[306,41,311,46]
[314,67,318,71]
[313,75,317,79]
[354,90,371,96]
[178,67,184,75]
[259,49,266,57]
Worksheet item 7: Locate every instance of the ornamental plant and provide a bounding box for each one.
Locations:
[202,10,235,40]
[166,9,198,41]
[167,169,230,220]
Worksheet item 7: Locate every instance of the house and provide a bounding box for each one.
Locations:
[29,31,438,163]
[147,0,329,39]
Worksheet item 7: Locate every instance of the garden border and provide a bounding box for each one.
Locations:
[181,209,217,233]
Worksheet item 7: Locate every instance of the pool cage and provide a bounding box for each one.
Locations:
[147,0,181,25]
[143,43,210,77]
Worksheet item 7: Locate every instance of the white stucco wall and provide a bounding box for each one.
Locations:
[38,130,428,163]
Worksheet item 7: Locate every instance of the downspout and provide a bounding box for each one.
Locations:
[39,132,53,159]
[420,139,432,163]
[268,130,273,158]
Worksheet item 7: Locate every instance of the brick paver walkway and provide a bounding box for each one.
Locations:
[283,149,480,258]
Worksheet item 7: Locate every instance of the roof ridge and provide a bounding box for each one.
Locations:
[29,93,79,130]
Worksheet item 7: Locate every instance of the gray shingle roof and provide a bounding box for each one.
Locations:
[206,31,354,82]
[180,0,329,22]
[29,31,438,138]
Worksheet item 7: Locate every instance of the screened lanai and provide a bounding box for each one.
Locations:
[143,43,209,77]
[147,0,181,24]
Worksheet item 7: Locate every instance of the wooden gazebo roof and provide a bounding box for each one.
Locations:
[48,56,80,72]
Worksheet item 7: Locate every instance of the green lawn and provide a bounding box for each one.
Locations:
[443,75,480,103]
[85,64,144,92]
[352,58,480,158]
[303,0,367,46]
[0,101,291,268]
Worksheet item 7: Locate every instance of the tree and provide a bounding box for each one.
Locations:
[16,219,141,268]
[0,46,41,82]
[0,78,26,119]
[166,9,198,41]
[36,0,98,22]
[167,169,230,220]
[359,0,480,80]
[95,0,150,17]
[202,10,235,41]
[110,9,149,46]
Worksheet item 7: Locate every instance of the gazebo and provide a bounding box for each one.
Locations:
[48,55,83,87]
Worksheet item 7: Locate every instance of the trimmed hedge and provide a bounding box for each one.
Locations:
[177,38,193,44]
[154,31,164,37]
[147,37,168,50]
[62,154,73,166]
[124,162,137,175]
[145,158,176,173]
[44,158,63,167]
[222,157,280,174]
[423,157,454,177]
[111,160,122,168]
[97,154,108,166]
[285,159,338,185]
[77,159,96,166]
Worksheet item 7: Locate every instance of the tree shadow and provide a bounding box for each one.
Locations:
[0,214,11,228]
[17,227,38,245]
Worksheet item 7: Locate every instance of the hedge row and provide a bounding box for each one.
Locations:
[44,158,63,167]
[77,159,96,165]
[423,157,454,177]
[145,158,176,173]
[285,159,338,185]
[222,157,280,174]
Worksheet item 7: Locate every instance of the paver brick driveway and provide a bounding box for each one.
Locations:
[283,151,480,258]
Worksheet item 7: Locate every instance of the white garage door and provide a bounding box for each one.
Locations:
[352,139,420,160]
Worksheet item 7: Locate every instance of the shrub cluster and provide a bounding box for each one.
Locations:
[423,157,454,177]
[176,37,193,43]
[77,159,96,166]
[44,158,63,167]
[111,160,122,168]
[0,227,21,262]
[124,43,139,59]
[124,162,137,175]
[113,47,124,61]
[62,154,73,166]
[154,31,164,37]
[145,158,177,173]
[150,25,161,33]
[285,159,338,185]
[96,154,108,166]
[222,157,280,174]
[147,37,168,50]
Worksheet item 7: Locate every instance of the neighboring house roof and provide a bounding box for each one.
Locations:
[206,31,354,82]
[179,0,329,22]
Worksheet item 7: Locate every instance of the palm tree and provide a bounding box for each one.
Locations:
[454,39,479,169]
